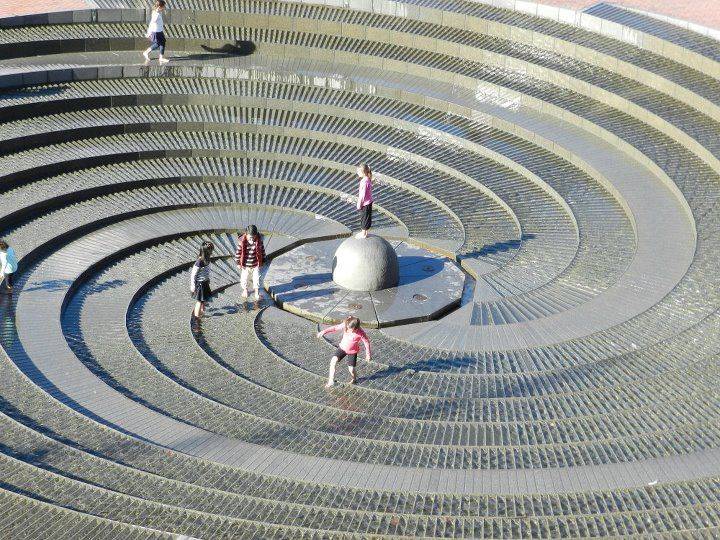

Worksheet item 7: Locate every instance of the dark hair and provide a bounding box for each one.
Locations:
[154,0,166,9]
[198,241,214,264]
[0,240,8,251]
[344,316,360,331]
[246,224,258,238]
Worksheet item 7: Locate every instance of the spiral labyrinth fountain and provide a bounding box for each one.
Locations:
[0,0,719,537]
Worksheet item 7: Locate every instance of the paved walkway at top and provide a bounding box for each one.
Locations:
[527,1,720,32]
[0,0,92,18]
[2,0,719,33]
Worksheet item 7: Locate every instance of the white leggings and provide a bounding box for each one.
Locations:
[240,266,260,291]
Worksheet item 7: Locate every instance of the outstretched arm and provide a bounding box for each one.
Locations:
[317,323,343,339]
[361,331,371,360]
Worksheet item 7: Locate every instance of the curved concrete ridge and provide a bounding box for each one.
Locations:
[10,208,720,495]
[0,117,518,235]
[2,16,720,174]
[0,482,177,539]
[0,101,581,284]
[0,47,705,236]
[0,54,693,345]
[0,174,408,232]
[0,99,579,240]
[198,55,693,339]
[0,142,440,239]
[69,227,430,456]
[0,56,639,290]
[0,451,356,538]
[0,54,638,237]
[2,2,719,123]
[484,0,720,73]
[0,51,669,238]
[0,54,637,240]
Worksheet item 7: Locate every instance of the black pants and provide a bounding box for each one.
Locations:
[359,203,372,230]
[334,348,358,367]
[3,273,13,288]
[149,32,166,54]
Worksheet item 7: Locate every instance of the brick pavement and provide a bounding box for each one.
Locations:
[0,0,91,17]
[536,1,720,31]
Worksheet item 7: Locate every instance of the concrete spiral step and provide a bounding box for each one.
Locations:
[0,1,719,537]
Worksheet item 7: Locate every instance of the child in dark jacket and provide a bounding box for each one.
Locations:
[235,224,265,300]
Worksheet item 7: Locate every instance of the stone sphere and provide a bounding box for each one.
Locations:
[332,235,399,291]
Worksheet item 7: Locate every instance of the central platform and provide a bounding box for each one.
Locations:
[264,238,465,327]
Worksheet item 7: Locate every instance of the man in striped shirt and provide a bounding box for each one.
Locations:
[235,224,265,300]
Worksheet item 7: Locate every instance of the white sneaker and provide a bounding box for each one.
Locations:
[158,57,169,64]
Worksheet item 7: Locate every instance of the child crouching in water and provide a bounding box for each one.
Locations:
[317,316,371,387]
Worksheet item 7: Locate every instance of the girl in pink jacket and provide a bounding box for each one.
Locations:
[317,316,371,387]
[355,164,374,239]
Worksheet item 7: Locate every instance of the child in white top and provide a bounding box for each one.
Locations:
[0,240,18,291]
[143,1,169,64]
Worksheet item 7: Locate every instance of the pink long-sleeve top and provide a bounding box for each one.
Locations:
[320,323,371,356]
[356,175,373,210]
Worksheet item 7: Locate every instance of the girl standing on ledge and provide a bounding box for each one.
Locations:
[317,316,371,387]
[143,0,169,65]
[190,241,214,318]
[355,163,374,239]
